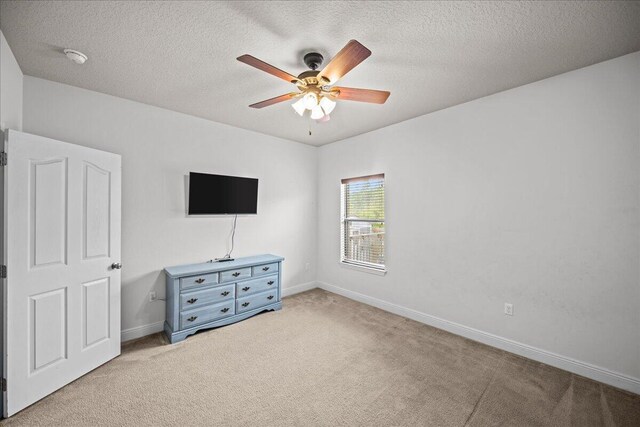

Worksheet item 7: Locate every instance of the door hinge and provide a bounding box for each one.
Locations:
[1,378,6,392]
[0,265,6,279]
[0,151,6,166]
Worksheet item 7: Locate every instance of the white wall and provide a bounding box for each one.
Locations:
[23,77,317,337]
[15,42,640,392]
[0,30,23,131]
[317,52,640,386]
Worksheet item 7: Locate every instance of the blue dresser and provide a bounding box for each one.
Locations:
[164,254,283,343]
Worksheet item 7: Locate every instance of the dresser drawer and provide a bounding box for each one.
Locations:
[180,300,235,329]
[220,267,251,283]
[252,263,279,276]
[236,289,278,314]
[236,274,278,297]
[180,272,218,291]
[180,284,235,310]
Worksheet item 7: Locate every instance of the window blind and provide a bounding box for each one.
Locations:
[340,174,385,269]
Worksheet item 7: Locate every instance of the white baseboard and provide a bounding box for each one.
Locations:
[281,281,318,297]
[317,281,640,395]
[120,281,319,342]
[121,321,164,342]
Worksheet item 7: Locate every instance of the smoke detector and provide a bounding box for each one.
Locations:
[63,49,88,65]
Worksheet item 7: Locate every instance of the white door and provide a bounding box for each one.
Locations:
[2,130,121,416]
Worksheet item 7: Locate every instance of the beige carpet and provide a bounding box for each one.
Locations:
[2,289,639,426]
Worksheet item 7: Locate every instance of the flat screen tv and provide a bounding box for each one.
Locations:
[188,172,258,215]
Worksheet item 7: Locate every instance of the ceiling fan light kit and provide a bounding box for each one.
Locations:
[319,96,336,115]
[237,40,390,128]
[310,105,325,120]
[302,92,319,110]
[291,91,336,120]
[291,97,307,116]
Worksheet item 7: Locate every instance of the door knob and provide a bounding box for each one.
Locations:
[111,262,122,270]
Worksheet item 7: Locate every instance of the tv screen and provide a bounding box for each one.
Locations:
[188,172,258,215]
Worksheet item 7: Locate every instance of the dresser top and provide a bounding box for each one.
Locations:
[164,254,284,278]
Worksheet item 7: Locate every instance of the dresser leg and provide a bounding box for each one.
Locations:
[164,322,186,344]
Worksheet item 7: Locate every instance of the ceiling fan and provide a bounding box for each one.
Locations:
[237,40,390,122]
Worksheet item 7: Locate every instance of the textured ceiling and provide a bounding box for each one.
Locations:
[2,1,640,146]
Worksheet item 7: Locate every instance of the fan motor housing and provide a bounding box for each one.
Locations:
[297,70,320,80]
[296,70,320,90]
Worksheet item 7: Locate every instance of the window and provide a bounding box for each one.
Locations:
[341,174,385,271]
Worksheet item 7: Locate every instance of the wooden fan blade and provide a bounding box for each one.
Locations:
[317,40,371,85]
[331,87,390,104]
[237,54,299,84]
[249,93,298,109]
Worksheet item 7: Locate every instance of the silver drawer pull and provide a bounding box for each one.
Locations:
[267,295,274,300]
[242,302,250,307]
[187,298,198,304]
[195,278,205,284]
[221,307,229,313]
[221,291,230,296]
[232,272,241,277]
[187,316,198,322]
[242,286,251,291]
[262,266,270,271]
[267,281,274,285]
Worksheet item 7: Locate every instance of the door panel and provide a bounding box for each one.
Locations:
[3,130,121,417]
[82,278,110,349]
[29,287,67,373]
[83,162,110,260]
[30,158,68,267]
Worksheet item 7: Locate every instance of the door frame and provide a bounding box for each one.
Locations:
[1,128,7,418]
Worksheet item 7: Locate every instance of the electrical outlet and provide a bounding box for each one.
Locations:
[504,303,514,316]
[305,262,310,271]
[149,291,157,302]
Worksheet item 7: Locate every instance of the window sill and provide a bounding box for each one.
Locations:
[340,261,387,276]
